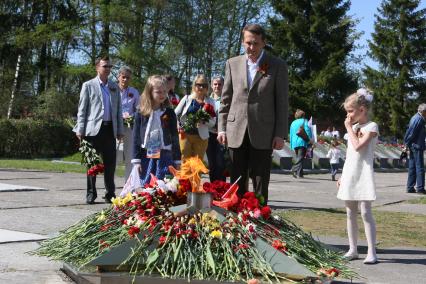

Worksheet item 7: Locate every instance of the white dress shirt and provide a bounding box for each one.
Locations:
[246,50,265,88]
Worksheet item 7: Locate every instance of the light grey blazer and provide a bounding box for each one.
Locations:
[73,77,124,138]
[218,52,289,149]
[174,94,216,140]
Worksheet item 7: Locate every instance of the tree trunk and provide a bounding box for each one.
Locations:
[205,2,214,81]
[100,0,111,56]
[7,55,22,119]
[38,0,49,95]
[90,0,97,64]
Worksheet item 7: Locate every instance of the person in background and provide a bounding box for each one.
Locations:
[118,66,140,181]
[175,74,216,162]
[332,126,340,139]
[289,109,312,178]
[206,75,226,181]
[165,74,180,108]
[323,126,333,137]
[73,56,124,204]
[327,140,342,181]
[403,103,426,194]
[132,75,181,185]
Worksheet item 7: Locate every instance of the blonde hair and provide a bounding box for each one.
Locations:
[294,109,305,119]
[343,89,373,113]
[139,75,170,116]
[191,74,209,94]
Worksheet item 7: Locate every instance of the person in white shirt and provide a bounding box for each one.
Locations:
[323,126,333,137]
[326,140,342,181]
[332,126,340,139]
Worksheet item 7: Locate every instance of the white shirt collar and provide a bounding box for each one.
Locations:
[97,76,108,86]
[246,50,265,66]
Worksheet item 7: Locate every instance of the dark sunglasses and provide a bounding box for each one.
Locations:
[195,83,208,88]
[101,65,113,68]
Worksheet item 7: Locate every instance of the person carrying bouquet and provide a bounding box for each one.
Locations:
[131,75,181,186]
[118,66,140,181]
[175,74,216,162]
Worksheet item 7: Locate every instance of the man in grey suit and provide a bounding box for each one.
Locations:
[218,24,288,204]
[73,56,124,204]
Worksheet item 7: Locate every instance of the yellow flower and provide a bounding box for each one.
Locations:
[111,197,121,206]
[112,193,133,207]
[210,230,222,239]
[96,210,106,222]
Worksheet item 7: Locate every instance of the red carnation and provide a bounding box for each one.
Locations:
[127,226,140,237]
[179,179,192,192]
[128,92,134,98]
[203,103,216,117]
[260,206,271,219]
[203,182,215,193]
[171,97,179,106]
[243,192,256,199]
[159,236,167,245]
[272,239,287,252]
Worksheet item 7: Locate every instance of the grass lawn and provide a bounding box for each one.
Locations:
[407,196,426,204]
[278,208,426,248]
[0,157,125,177]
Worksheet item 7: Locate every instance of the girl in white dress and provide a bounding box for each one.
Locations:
[337,88,378,264]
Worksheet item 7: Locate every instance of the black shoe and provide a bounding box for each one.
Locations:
[103,195,116,203]
[332,176,336,181]
[86,193,97,204]
[407,188,416,193]
[416,190,426,194]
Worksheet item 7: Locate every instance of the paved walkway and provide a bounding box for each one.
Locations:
[0,168,425,284]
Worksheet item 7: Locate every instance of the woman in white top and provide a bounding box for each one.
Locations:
[175,74,216,162]
[337,88,378,264]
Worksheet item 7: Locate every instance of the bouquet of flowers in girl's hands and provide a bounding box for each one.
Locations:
[79,140,104,176]
[181,103,216,133]
[122,112,134,128]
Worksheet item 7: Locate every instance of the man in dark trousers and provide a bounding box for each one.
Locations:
[217,24,289,203]
[404,103,426,194]
[73,56,124,204]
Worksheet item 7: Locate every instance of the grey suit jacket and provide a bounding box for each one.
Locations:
[218,52,289,149]
[73,77,124,138]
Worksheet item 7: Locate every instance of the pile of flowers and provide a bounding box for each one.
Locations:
[79,139,104,176]
[180,103,216,133]
[33,158,356,283]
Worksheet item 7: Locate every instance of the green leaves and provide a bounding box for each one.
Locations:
[205,244,216,274]
[366,0,426,138]
[269,0,359,123]
[146,249,159,268]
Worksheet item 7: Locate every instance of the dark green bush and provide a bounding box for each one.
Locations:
[0,119,78,158]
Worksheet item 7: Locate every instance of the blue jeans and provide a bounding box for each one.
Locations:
[407,147,425,191]
[330,163,339,177]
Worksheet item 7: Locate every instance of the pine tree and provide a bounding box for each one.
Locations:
[269,0,359,125]
[364,0,426,138]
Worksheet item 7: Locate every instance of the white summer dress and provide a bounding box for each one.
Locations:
[337,121,378,201]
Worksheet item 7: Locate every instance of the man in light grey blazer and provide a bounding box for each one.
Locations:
[218,24,288,204]
[73,56,124,204]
